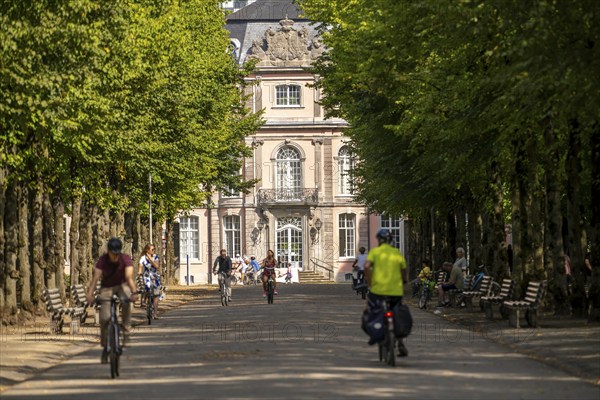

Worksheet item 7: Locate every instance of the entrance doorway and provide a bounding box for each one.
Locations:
[276,217,303,269]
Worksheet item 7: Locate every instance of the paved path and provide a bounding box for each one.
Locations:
[2,284,599,399]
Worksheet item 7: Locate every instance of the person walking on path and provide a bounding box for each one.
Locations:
[86,237,138,364]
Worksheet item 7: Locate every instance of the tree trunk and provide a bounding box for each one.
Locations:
[0,168,6,309]
[511,177,523,294]
[165,219,174,285]
[42,190,56,289]
[17,184,32,311]
[565,119,587,317]
[132,211,141,259]
[31,184,45,306]
[446,210,457,261]
[588,122,600,322]
[89,204,99,268]
[124,211,134,257]
[543,118,568,314]
[77,199,91,285]
[4,179,19,314]
[53,195,66,302]
[432,209,443,269]
[70,195,81,285]
[455,205,467,252]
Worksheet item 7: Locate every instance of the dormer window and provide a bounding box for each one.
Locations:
[275,84,301,106]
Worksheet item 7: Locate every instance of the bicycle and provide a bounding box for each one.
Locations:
[217,271,229,306]
[266,274,275,304]
[105,294,128,379]
[418,277,436,310]
[144,274,160,325]
[471,265,501,297]
[352,273,368,300]
[244,269,257,285]
[377,298,398,367]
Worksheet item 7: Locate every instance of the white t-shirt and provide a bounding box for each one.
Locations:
[356,254,367,271]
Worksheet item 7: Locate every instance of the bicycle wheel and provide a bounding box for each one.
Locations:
[419,290,428,309]
[267,280,274,304]
[489,282,501,297]
[386,335,396,367]
[222,293,228,306]
[109,325,118,378]
[146,296,153,325]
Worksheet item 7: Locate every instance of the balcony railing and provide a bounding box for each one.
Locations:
[257,188,318,205]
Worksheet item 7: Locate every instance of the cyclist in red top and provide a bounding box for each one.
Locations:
[261,249,278,296]
[86,237,138,364]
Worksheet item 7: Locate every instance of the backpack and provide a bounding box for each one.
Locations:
[393,303,413,338]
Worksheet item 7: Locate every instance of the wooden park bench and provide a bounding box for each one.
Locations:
[43,288,85,334]
[461,275,493,312]
[504,281,546,328]
[70,283,101,325]
[481,278,515,319]
[448,275,474,307]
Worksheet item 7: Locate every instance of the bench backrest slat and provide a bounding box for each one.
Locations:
[479,276,492,293]
[522,281,545,306]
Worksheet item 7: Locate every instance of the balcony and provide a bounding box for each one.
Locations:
[257,188,318,206]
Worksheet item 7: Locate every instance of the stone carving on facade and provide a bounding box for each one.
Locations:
[310,37,324,60]
[247,17,323,67]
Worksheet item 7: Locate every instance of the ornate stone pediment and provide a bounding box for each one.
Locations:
[248,17,322,67]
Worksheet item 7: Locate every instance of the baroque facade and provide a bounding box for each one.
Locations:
[176,0,408,284]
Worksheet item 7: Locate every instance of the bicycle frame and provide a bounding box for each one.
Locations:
[218,272,229,306]
[267,275,275,304]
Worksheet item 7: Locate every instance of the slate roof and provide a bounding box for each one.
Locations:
[226,0,308,21]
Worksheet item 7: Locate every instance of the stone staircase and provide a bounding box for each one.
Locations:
[299,270,333,284]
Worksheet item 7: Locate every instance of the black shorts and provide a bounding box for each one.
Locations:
[441,283,457,291]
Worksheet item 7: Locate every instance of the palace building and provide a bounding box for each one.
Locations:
[176,0,409,284]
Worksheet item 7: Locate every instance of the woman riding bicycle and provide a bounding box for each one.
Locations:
[261,249,278,296]
[138,243,161,319]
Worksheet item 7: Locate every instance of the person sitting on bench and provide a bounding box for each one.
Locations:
[437,261,464,307]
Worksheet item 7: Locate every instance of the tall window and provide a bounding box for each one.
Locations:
[223,215,241,257]
[276,145,302,199]
[180,216,199,259]
[380,215,404,252]
[275,84,301,106]
[338,146,355,195]
[339,213,356,258]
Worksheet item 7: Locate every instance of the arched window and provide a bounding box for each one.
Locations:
[338,146,355,195]
[275,84,301,106]
[276,145,302,200]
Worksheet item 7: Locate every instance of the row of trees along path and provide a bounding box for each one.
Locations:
[300,0,600,319]
[0,1,261,320]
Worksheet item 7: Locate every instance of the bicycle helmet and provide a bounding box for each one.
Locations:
[107,237,123,254]
[376,228,392,243]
